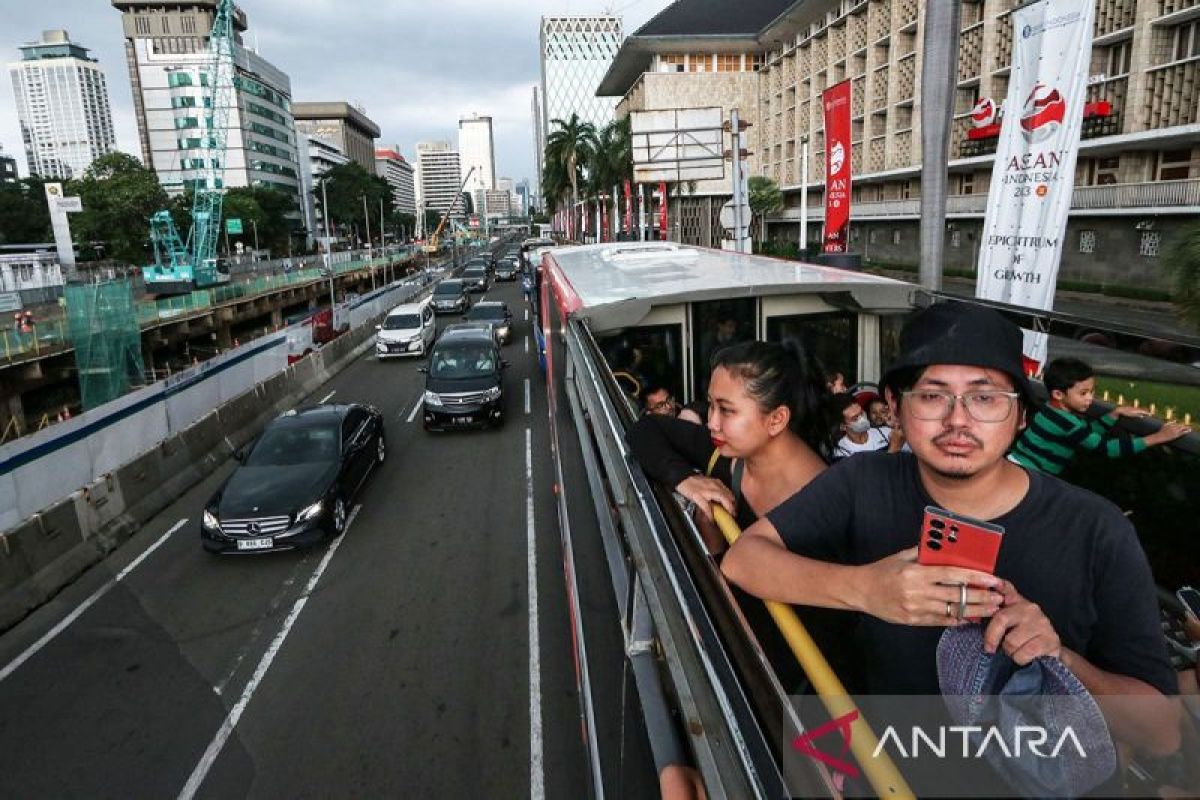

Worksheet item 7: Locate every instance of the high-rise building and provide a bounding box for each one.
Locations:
[112,1,302,211]
[293,101,380,172]
[484,189,512,219]
[7,30,117,180]
[0,144,17,182]
[539,15,623,139]
[516,179,531,216]
[414,140,464,216]
[375,146,416,216]
[458,113,495,215]
[531,86,545,195]
[298,133,348,245]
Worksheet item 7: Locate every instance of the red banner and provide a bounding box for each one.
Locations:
[658,181,668,240]
[822,80,852,254]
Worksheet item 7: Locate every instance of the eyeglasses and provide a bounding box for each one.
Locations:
[647,396,677,414]
[902,390,1020,423]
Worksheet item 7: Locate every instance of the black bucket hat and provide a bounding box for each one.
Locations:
[882,302,1034,403]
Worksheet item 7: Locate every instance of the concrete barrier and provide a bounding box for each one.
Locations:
[0,274,438,632]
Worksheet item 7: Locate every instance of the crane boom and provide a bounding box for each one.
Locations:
[142,0,236,295]
[425,165,476,253]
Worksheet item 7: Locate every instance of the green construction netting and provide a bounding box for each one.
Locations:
[65,280,146,411]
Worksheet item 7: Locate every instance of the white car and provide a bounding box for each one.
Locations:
[376,301,437,359]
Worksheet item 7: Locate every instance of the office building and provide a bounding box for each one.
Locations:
[458,113,495,215]
[8,30,117,180]
[375,146,416,215]
[531,86,545,194]
[293,101,380,172]
[753,0,1200,291]
[112,0,302,210]
[516,179,531,216]
[539,15,624,138]
[298,133,348,245]
[414,140,464,217]
[0,145,17,182]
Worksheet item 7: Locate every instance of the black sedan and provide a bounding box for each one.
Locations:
[201,404,385,553]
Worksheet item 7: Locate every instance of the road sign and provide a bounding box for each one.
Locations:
[631,107,725,183]
[719,200,751,234]
[225,218,243,235]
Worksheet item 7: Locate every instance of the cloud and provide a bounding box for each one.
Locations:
[1,0,666,184]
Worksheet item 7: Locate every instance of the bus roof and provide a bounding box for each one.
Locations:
[544,242,917,331]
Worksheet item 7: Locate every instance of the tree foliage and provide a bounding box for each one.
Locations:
[0,178,53,245]
[1165,225,1200,331]
[748,175,783,247]
[544,113,597,219]
[68,152,168,265]
[316,162,393,243]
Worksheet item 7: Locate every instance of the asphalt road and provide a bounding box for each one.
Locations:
[0,275,655,797]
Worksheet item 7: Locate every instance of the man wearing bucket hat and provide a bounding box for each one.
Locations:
[722,303,1181,774]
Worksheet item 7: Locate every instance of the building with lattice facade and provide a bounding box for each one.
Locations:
[8,30,117,180]
[540,15,624,138]
[755,0,1200,291]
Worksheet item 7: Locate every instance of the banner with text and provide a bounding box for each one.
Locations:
[822,80,853,254]
[975,0,1095,371]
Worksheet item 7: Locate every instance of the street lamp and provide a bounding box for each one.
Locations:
[362,193,375,291]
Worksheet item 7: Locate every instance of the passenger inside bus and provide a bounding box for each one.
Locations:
[721,304,1182,795]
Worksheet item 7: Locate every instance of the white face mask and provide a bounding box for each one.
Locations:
[847,416,871,435]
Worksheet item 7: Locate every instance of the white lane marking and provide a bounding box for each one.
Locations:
[524,335,529,354]
[178,505,360,800]
[524,308,529,322]
[0,519,188,684]
[524,379,531,416]
[525,428,544,800]
[318,390,336,404]
[405,394,423,423]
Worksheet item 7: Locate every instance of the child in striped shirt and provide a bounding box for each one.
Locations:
[1011,357,1191,475]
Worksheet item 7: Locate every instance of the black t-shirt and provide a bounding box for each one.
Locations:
[766,452,1177,696]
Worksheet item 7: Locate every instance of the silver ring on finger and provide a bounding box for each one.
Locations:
[945,600,953,619]
[957,583,968,621]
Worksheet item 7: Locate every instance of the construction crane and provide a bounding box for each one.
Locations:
[424,166,476,254]
[142,0,237,296]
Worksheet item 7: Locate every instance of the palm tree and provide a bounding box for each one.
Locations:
[584,118,633,241]
[748,175,784,251]
[545,113,597,239]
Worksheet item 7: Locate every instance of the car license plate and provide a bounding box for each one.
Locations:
[452,416,472,425]
[236,538,273,550]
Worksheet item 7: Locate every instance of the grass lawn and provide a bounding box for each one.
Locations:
[1094,376,1200,424]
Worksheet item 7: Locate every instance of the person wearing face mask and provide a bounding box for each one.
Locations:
[831,393,896,459]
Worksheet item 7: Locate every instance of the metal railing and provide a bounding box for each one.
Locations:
[0,252,421,363]
[776,178,1200,221]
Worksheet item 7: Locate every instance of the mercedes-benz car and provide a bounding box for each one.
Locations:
[201,404,385,553]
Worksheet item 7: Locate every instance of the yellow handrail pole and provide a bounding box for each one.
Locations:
[712,505,914,800]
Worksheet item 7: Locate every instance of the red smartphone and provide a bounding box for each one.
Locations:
[917,505,1004,575]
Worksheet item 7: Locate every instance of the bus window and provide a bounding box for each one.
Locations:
[692,298,755,400]
[596,325,685,412]
[766,312,858,386]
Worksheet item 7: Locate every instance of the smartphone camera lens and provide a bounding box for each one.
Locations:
[927,528,943,541]
[929,519,946,530]
[926,539,942,551]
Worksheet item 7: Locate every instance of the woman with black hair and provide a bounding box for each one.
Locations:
[627,339,834,552]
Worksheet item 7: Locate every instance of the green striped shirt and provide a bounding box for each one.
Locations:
[1011,405,1146,475]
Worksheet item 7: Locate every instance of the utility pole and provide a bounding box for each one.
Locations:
[800,136,809,252]
[918,0,962,290]
[321,177,335,310]
[251,219,260,260]
[379,196,387,285]
[362,193,375,290]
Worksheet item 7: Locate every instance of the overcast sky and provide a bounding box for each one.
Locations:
[1,0,670,184]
